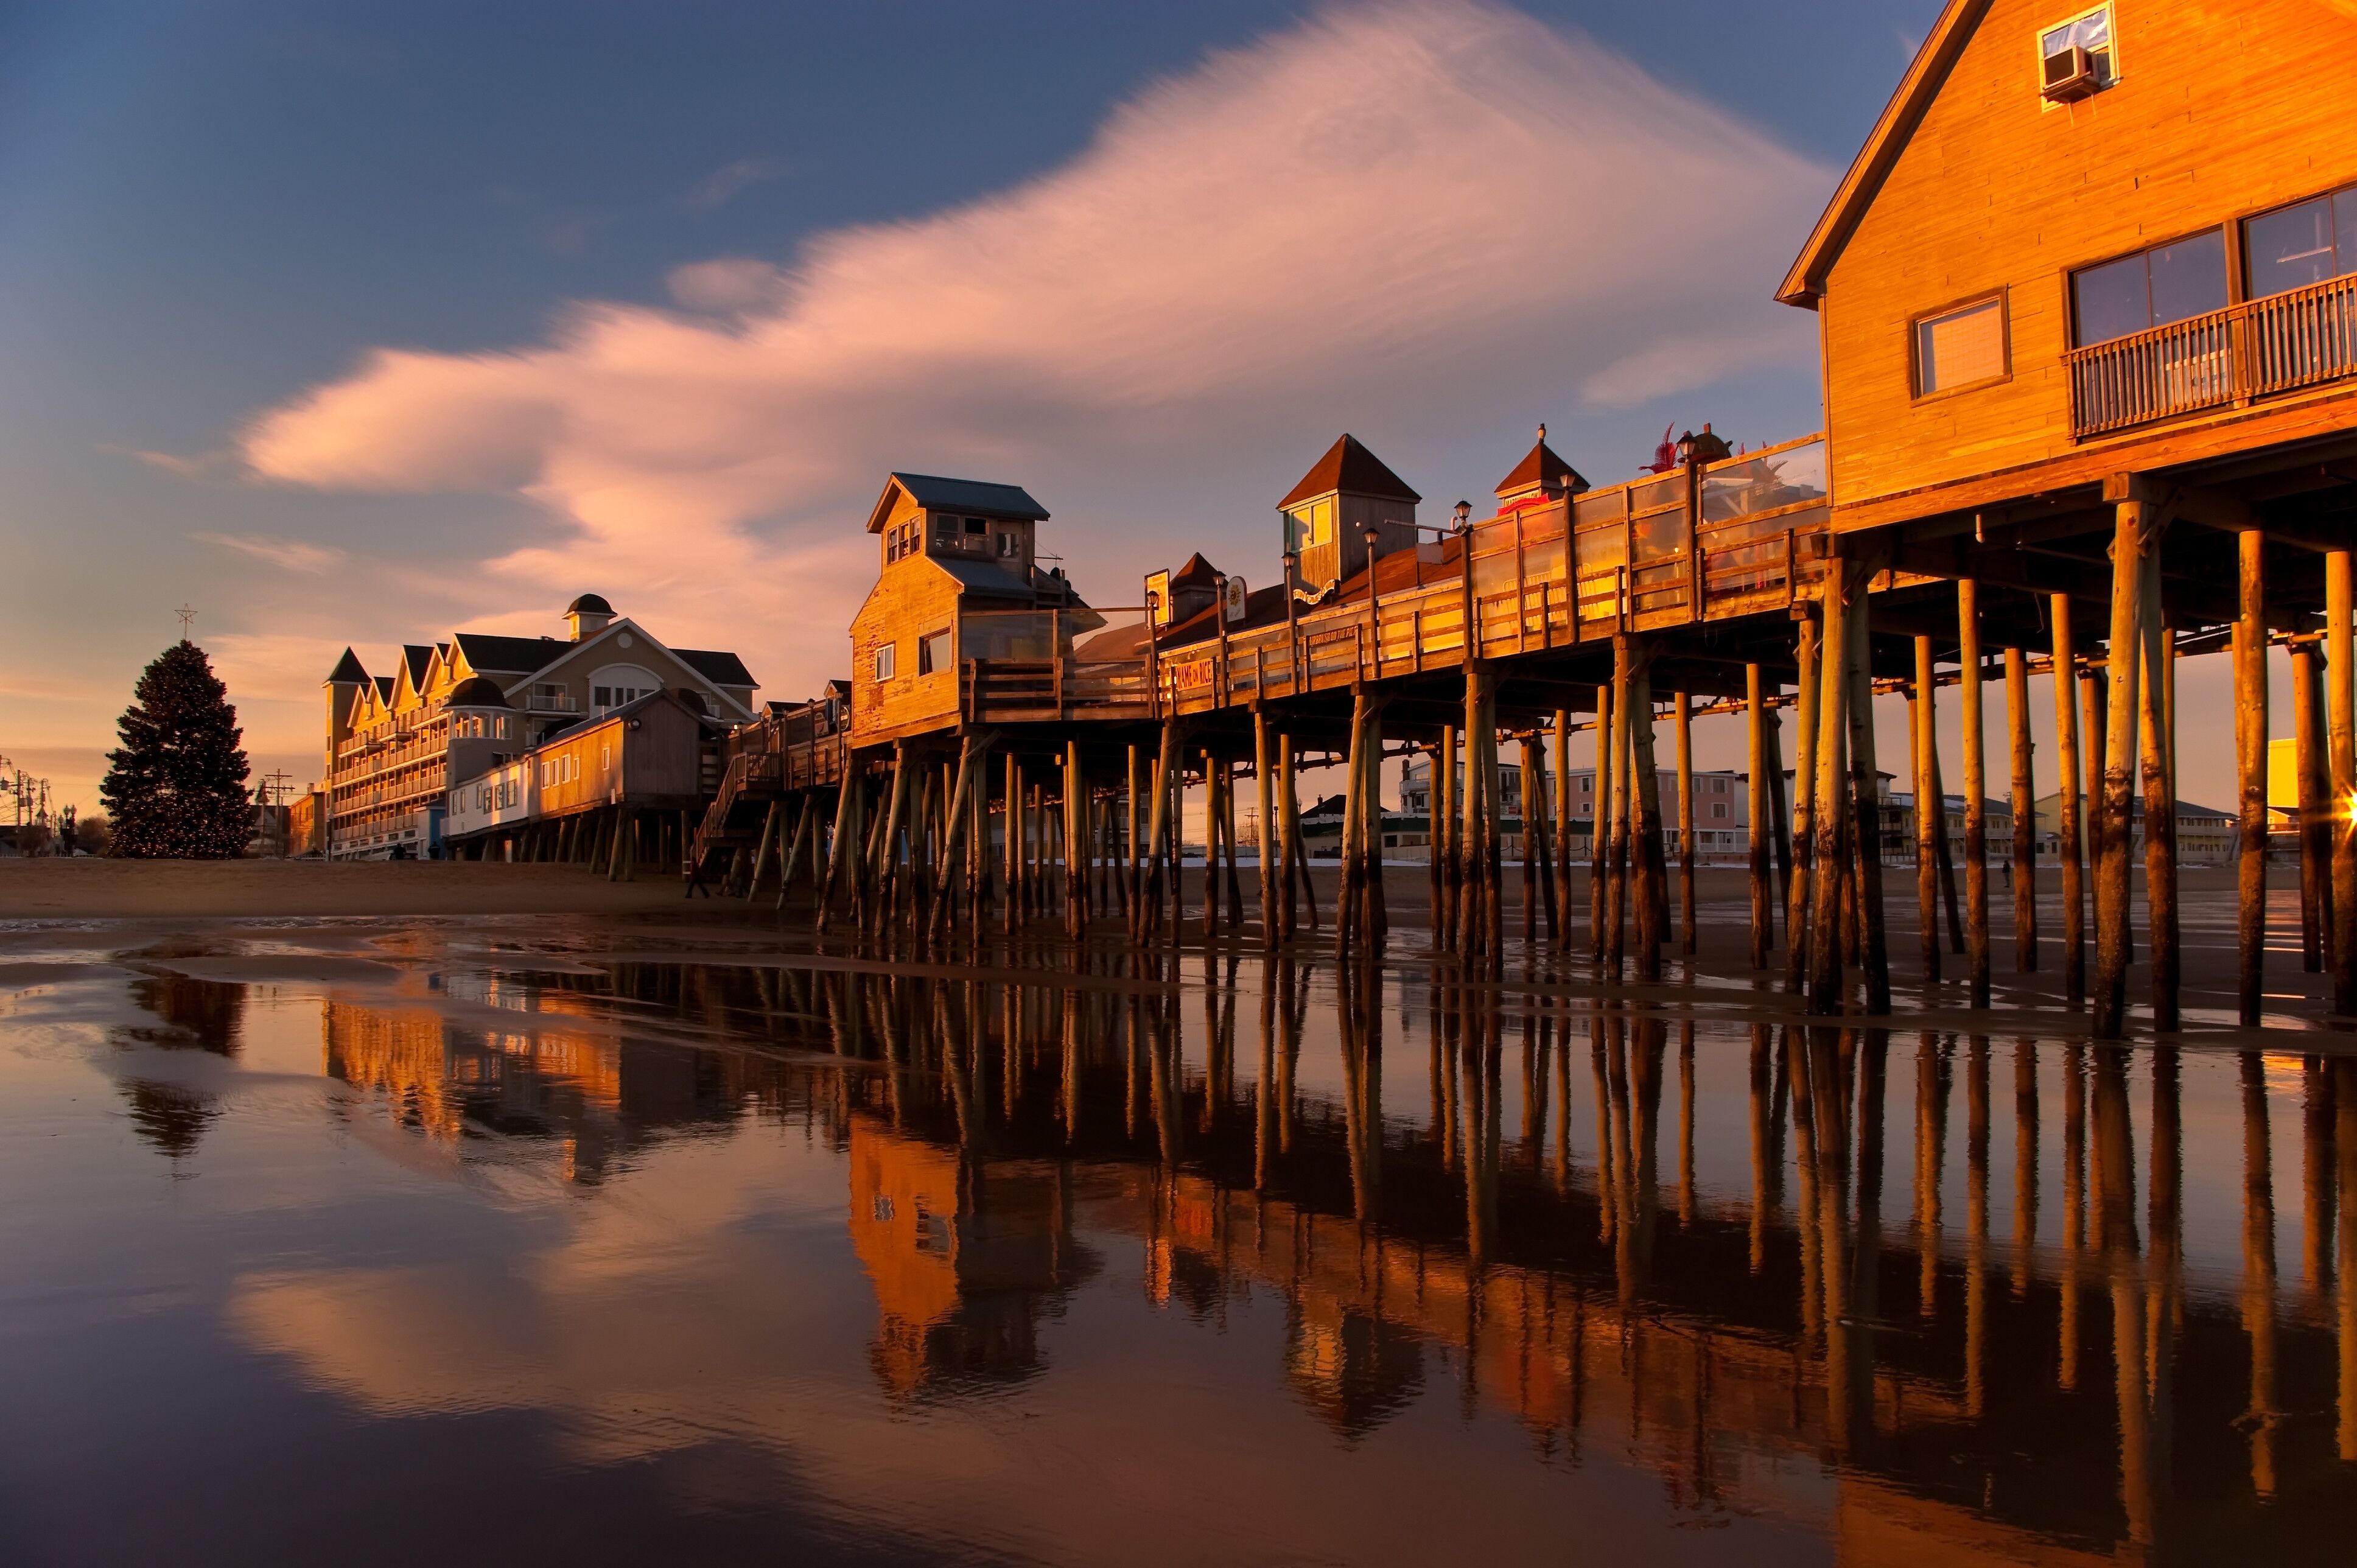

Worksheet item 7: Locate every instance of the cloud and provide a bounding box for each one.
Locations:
[191,531,346,575]
[236,0,1830,704]
[683,156,787,212]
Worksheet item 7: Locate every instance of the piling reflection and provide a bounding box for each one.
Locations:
[285,954,2357,1559]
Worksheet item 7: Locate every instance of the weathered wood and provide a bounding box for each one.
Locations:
[2139,557,2178,1031]
[779,793,815,911]
[1591,681,1613,965]
[2095,503,2151,1039]
[2331,550,2356,1014]
[1675,689,1696,957]
[1280,737,1305,939]
[1126,743,1141,922]
[1748,663,1771,970]
[1809,570,1850,1012]
[1519,735,1542,942]
[1606,651,1632,980]
[1843,587,1889,1014]
[2051,594,2086,1003]
[930,737,982,939]
[1005,754,1024,931]
[1787,614,1819,995]
[1765,707,1792,929]
[2293,642,2327,972]
[816,782,857,927]
[1337,699,1368,956]
[1255,712,1277,948]
[1553,709,1574,952]
[2236,532,2269,1025]
[1068,741,1088,937]
[1958,578,1991,1007]
[1365,701,1389,950]
[1434,725,1456,950]
[1913,639,1941,982]
[2006,645,2037,971]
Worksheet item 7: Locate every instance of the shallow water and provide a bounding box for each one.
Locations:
[3,917,2355,1564]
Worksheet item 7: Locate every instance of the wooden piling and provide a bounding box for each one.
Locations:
[1519,735,1542,942]
[1280,737,1303,939]
[2332,549,2357,1015]
[1591,681,1613,964]
[1748,663,1770,970]
[1365,704,1388,948]
[2294,641,2328,972]
[1788,613,1821,994]
[1631,654,1668,981]
[1434,726,1456,949]
[1958,579,1991,1007]
[1843,591,1889,1014]
[2238,531,2268,1025]
[2095,503,2151,1038]
[2006,645,2037,971]
[2140,553,2179,1031]
[1606,652,1632,979]
[1255,711,1277,948]
[1553,709,1574,952]
[2050,595,2085,1003]
[1675,690,1696,956]
[1808,573,1849,1012]
[1338,698,1368,957]
[1913,637,1941,981]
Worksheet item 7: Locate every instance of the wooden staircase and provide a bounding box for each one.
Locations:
[684,750,784,889]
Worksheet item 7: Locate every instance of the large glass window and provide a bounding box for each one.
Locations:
[917,628,953,675]
[1914,296,2007,394]
[2072,229,2228,345]
[2246,186,2357,299]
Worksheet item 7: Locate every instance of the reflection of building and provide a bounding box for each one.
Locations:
[846,1116,1097,1399]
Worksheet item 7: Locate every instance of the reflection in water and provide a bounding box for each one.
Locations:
[113,971,248,1157]
[159,951,2357,1559]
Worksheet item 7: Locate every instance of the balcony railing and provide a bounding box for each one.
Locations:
[2067,273,2357,437]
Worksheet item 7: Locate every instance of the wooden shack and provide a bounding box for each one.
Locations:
[848,472,1102,747]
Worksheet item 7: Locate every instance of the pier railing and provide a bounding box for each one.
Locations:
[2067,272,2357,437]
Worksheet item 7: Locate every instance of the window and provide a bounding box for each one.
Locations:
[965,516,987,538]
[2072,229,2228,346]
[2038,6,2116,96]
[2246,186,2357,299]
[1711,802,1730,821]
[1914,296,2008,395]
[1283,498,1336,552]
[996,530,1018,559]
[918,628,953,675]
[874,642,897,681]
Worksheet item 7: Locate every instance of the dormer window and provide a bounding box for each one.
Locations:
[2039,6,2116,104]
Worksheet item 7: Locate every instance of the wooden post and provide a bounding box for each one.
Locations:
[1461,663,1490,961]
[1788,613,1820,994]
[1337,697,1368,957]
[1630,643,1667,982]
[930,737,981,939]
[1606,652,1632,979]
[2096,503,2150,1038]
[1434,725,1456,949]
[2332,549,2357,1015]
[2294,641,2328,972]
[815,778,856,927]
[1591,681,1613,964]
[1675,689,1696,956]
[1913,637,1942,981]
[1004,754,1024,930]
[1809,572,1849,1013]
[2051,595,2085,1003]
[1766,707,1792,928]
[1222,755,1246,934]
[1958,579,1990,1006]
[1066,740,1087,938]
[2084,665,2113,962]
[1520,735,1542,942]
[1365,704,1388,947]
[1553,709,1574,951]
[1279,737,1301,940]
[1748,665,1770,970]
[1126,743,1141,923]
[779,793,814,911]
[1843,592,1889,1013]
[2006,645,2037,971]
[2238,531,2268,1026]
[1200,749,1222,940]
[1483,681,1505,968]
[2140,551,2178,1030]
[1255,711,1278,949]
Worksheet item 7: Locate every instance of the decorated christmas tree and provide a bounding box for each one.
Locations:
[100,642,253,858]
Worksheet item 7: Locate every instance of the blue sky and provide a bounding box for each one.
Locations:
[0,1,1945,813]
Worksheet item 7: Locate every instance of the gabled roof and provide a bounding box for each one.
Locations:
[674,648,757,688]
[1778,0,1990,307]
[371,676,394,701]
[866,473,1050,533]
[1169,553,1222,589]
[1280,435,1420,510]
[450,631,562,674]
[325,648,368,685]
[1494,434,1587,498]
[401,645,433,685]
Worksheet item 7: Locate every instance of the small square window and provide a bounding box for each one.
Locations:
[2038,6,2116,100]
[1914,296,2008,395]
[918,628,953,675]
[874,643,897,681]
[964,516,987,535]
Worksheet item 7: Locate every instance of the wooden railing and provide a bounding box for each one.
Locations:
[2066,273,2357,437]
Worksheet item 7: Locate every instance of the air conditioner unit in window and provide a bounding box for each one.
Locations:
[2041,44,2101,102]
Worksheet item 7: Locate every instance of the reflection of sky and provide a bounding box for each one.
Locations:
[3,934,2352,1562]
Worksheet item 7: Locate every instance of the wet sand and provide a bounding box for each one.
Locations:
[0,857,696,919]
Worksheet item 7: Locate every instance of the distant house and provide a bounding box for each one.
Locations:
[321,593,755,859]
[2033,793,2236,866]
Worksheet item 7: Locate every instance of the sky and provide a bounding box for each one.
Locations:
[0,0,1969,820]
